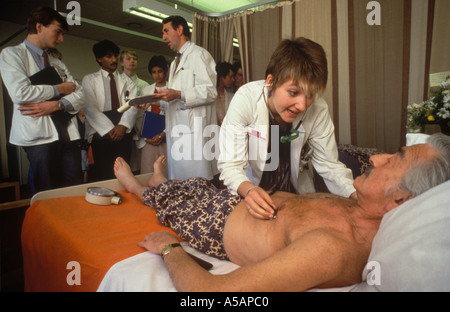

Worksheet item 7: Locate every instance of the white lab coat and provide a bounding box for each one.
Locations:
[218,80,355,197]
[0,42,83,146]
[161,42,218,180]
[81,69,138,138]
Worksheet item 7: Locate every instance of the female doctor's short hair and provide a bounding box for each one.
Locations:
[265,37,328,97]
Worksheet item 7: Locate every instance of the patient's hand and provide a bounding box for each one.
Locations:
[138,231,179,255]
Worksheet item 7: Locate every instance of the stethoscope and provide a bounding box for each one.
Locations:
[262,85,309,143]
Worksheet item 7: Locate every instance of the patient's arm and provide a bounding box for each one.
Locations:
[139,230,355,291]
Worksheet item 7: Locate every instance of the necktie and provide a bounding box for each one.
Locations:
[174,52,182,72]
[43,51,50,68]
[109,73,120,111]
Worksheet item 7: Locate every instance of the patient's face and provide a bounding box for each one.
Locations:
[354,144,437,208]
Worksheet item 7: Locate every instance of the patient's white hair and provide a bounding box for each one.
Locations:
[398,133,450,198]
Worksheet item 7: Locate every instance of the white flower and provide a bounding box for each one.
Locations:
[437,107,450,119]
[444,93,450,106]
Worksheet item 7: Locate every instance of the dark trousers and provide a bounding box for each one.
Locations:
[23,140,82,194]
[89,132,132,182]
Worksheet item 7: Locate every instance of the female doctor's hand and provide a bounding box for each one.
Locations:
[241,183,277,220]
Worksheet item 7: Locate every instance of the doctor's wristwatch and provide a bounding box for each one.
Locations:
[58,100,65,111]
[161,243,182,259]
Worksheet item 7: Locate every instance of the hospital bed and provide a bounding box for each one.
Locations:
[21,137,450,292]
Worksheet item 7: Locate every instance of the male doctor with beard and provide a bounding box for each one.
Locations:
[153,15,218,181]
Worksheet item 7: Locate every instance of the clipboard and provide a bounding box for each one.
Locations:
[117,94,159,113]
[29,66,63,86]
[28,66,73,140]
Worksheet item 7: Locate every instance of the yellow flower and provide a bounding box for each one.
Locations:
[428,115,435,122]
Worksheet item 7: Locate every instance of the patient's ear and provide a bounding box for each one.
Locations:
[390,191,411,210]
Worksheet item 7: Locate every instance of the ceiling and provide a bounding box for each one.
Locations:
[0,0,279,56]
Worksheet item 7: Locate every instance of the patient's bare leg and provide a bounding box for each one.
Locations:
[148,155,168,187]
[114,157,147,198]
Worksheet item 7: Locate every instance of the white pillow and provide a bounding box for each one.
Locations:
[362,180,450,291]
[406,133,429,146]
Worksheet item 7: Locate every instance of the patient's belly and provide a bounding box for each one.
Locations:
[223,193,296,266]
[222,192,351,266]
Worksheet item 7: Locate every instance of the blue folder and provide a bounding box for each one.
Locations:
[140,111,165,139]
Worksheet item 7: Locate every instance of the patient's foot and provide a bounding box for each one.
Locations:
[114,157,147,198]
[148,155,168,187]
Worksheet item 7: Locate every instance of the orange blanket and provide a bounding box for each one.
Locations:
[21,190,178,292]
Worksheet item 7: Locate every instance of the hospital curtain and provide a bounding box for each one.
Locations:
[429,0,450,84]
[283,0,335,128]
[232,0,338,139]
[192,12,234,63]
[233,1,291,83]
[345,0,449,151]
[348,0,407,152]
[193,0,448,153]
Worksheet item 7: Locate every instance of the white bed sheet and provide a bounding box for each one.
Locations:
[97,242,239,292]
[97,242,373,292]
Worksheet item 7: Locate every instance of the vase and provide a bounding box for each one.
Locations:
[440,122,450,136]
[423,123,441,135]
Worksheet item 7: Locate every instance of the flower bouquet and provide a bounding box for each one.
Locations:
[406,77,450,135]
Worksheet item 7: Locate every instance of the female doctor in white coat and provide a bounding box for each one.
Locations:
[218,37,356,220]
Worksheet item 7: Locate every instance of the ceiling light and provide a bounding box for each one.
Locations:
[58,11,165,42]
[123,0,193,27]
[167,0,279,17]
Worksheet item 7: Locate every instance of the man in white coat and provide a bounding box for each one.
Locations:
[82,40,138,181]
[0,6,84,193]
[153,16,218,181]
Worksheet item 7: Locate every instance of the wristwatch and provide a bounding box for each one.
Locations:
[161,243,181,259]
[58,100,65,111]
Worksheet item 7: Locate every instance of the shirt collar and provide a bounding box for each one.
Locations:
[122,72,137,82]
[101,68,116,78]
[24,39,45,56]
[178,41,190,55]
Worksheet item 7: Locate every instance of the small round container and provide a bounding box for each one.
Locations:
[85,187,121,205]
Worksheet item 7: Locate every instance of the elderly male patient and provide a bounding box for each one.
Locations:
[113,133,450,292]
